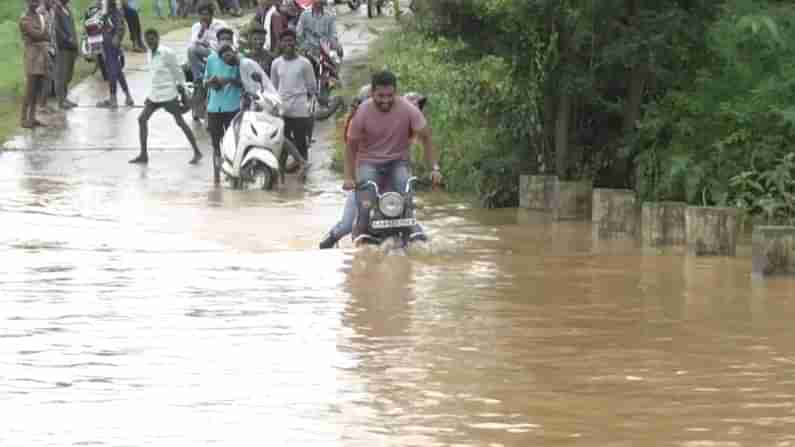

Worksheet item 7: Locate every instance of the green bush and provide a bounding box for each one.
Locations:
[633,0,795,223]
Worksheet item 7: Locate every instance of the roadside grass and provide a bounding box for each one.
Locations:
[0,0,206,144]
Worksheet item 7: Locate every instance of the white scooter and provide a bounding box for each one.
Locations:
[217,81,301,190]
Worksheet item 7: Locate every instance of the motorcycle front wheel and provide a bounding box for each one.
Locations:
[246,162,275,190]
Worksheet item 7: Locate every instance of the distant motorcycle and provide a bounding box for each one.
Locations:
[311,40,344,121]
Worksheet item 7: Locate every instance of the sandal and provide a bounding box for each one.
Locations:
[96,99,117,109]
[125,97,135,107]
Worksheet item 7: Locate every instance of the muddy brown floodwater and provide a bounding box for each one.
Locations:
[3,6,795,447]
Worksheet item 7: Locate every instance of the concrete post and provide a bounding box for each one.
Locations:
[752,226,795,276]
[685,206,739,256]
[641,202,687,246]
[592,188,638,239]
[519,175,591,221]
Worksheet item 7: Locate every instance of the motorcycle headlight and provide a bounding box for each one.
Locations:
[379,192,405,218]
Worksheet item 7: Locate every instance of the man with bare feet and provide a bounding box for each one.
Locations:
[130,29,203,165]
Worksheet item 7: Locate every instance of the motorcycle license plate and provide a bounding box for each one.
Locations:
[87,35,103,44]
[372,218,416,230]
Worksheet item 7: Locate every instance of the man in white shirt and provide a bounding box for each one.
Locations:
[130,28,203,165]
[187,2,230,80]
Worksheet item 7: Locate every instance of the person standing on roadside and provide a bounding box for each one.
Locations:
[270,29,316,161]
[155,0,178,19]
[96,0,135,108]
[204,43,242,184]
[53,0,79,110]
[19,0,50,129]
[122,0,146,53]
[37,0,57,114]
[187,2,229,121]
[130,29,203,165]
[296,0,342,60]
[251,0,287,54]
[242,27,274,74]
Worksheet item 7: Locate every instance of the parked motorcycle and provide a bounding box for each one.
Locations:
[311,40,344,121]
[217,80,300,190]
[353,177,423,248]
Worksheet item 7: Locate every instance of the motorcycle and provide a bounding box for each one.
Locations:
[80,4,105,62]
[353,177,423,248]
[311,40,344,121]
[217,80,300,190]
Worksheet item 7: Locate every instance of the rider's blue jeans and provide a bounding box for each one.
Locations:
[354,160,424,238]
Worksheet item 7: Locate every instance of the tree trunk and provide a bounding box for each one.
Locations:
[555,91,571,178]
[622,62,648,133]
[542,91,557,173]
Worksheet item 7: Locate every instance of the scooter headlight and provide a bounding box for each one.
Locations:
[379,192,405,218]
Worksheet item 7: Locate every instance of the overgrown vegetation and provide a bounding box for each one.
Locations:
[353,0,795,219]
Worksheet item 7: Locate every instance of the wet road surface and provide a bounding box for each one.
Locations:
[4,7,795,447]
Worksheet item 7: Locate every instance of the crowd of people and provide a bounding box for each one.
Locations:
[19,0,443,246]
[17,0,265,129]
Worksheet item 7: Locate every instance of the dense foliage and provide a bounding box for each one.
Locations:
[394,0,795,218]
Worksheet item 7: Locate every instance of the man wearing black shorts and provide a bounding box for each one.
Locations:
[130,28,203,165]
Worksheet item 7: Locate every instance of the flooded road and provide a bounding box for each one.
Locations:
[4,8,795,447]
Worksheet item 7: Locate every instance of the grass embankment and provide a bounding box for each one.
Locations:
[0,0,198,144]
[332,23,516,204]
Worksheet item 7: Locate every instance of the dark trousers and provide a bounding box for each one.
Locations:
[123,7,144,49]
[138,98,200,156]
[284,116,312,161]
[55,48,77,103]
[208,111,239,156]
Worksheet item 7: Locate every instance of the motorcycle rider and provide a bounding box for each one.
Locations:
[296,0,342,61]
[319,86,429,249]
[344,70,441,242]
[187,1,229,120]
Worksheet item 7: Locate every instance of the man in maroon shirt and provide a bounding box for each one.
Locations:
[344,70,442,240]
